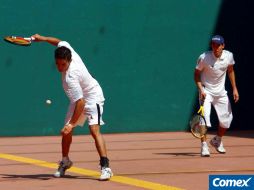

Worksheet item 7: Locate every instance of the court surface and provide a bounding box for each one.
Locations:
[0,130,253,190]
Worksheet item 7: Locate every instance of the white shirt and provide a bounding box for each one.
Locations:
[58,41,105,104]
[196,50,235,96]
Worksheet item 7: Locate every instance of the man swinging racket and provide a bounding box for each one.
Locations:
[32,34,113,180]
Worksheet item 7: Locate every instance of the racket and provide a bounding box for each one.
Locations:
[189,101,207,139]
[4,36,35,46]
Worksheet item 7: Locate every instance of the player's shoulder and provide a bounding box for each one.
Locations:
[67,63,82,79]
[58,41,72,49]
[222,50,233,57]
[221,50,235,65]
[199,51,212,60]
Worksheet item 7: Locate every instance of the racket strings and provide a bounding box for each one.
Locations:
[14,39,29,44]
[190,115,207,138]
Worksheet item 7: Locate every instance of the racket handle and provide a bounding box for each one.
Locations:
[23,37,35,41]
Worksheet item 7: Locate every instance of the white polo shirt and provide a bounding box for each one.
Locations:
[196,50,235,96]
[58,41,105,104]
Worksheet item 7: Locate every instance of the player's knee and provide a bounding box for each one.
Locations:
[220,118,232,129]
[89,125,101,138]
[219,112,233,129]
[61,131,72,138]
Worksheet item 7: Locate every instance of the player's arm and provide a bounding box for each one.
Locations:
[69,99,85,125]
[227,65,239,103]
[31,34,61,46]
[61,99,85,135]
[194,69,206,101]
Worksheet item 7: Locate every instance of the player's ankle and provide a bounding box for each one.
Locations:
[62,157,70,162]
[100,157,109,168]
[215,135,222,141]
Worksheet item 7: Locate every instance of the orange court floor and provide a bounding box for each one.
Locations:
[0,130,253,190]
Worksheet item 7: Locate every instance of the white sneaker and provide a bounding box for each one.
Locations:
[54,160,73,177]
[99,167,113,181]
[210,136,226,153]
[201,143,210,157]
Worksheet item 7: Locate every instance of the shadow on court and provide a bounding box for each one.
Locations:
[154,152,200,157]
[0,173,98,181]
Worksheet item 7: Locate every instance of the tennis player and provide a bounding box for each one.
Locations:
[31,34,113,180]
[194,35,239,157]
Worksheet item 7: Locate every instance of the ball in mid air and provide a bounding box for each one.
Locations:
[46,99,52,105]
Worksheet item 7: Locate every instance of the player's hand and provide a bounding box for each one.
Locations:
[61,124,74,135]
[31,34,46,42]
[199,90,206,102]
[233,88,239,103]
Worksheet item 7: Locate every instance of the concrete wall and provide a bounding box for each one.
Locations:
[2,0,250,136]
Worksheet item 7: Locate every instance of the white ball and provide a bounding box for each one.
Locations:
[46,99,52,105]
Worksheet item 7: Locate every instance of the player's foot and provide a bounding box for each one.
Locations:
[99,167,113,181]
[210,136,226,153]
[54,160,73,177]
[201,142,210,157]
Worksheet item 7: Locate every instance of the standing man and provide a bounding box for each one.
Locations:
[32,34,113,180]
[194,35,239,157]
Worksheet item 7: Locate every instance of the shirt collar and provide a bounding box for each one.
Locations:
[212,50,225,61]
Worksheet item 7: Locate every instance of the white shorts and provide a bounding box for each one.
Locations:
[65,101,105,127]
[202,92,233,129]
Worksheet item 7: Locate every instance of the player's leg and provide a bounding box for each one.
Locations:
[87,102,113,180]
[54,131,74,177]
[54,105,76,177]
[200,93,213,157]
[89,124,108,160]
[210,95,233,153]
[89,124,113,180]
[62,131,73,159]
[217,126,227,137]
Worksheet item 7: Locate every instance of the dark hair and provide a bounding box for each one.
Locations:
[54,46,72,62]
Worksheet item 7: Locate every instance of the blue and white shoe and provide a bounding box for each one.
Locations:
[54,160,73,177]
[210,136,226,154]
[99,167,113,180]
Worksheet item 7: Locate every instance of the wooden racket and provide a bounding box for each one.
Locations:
[4,36,35,46]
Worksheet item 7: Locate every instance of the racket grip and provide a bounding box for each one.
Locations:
[23,37,35,41]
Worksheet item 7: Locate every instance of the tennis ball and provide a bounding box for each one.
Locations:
[46,99,52,105]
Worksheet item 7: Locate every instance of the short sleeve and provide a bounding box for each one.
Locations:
[228,52,235,66]
[57,41,75,53]
[195,54,205,71]
[65,70,83,103]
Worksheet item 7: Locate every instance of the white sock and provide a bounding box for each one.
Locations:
[202,142,208,146]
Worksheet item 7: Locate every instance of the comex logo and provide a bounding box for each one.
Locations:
[213,177,251,187]
[209,175,254,190]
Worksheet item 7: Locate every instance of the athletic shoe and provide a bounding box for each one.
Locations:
[210,136,226,153]
[201,143,210,157]
[99,167,113,180]
[54,160,73,177]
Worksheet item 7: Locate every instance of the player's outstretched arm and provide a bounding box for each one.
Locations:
[31,34,61,46]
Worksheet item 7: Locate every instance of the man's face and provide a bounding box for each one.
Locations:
[211,42,225,58]
[55,58,70,72]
